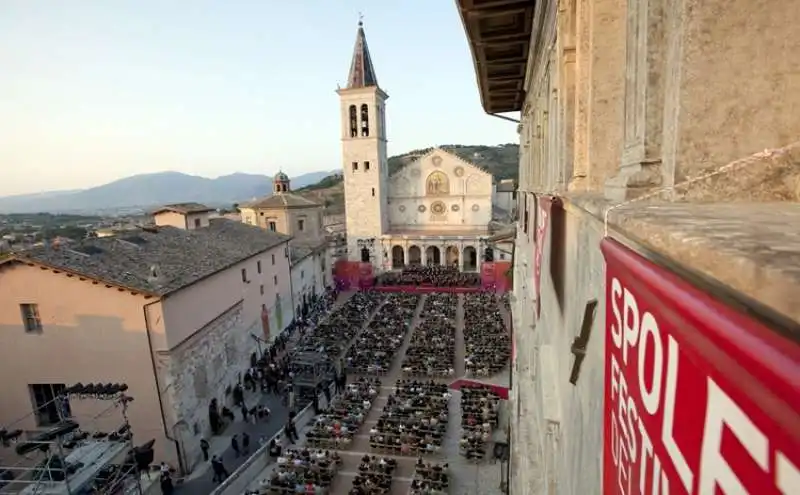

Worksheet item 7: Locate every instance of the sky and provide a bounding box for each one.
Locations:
[0,1,516,197]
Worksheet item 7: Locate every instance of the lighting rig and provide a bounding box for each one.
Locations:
[0,382,154,495]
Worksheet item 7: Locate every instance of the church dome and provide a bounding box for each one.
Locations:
[274,171,290,181]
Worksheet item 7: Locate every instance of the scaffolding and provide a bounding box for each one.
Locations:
[0,383,146,495]
[288,349,333,391]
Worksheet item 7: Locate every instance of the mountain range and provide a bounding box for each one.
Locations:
[0,170,333,214]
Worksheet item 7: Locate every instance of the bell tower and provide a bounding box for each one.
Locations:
[337,19,389,268]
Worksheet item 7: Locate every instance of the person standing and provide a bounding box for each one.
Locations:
[284,417,298,444]
[211,455,229,483]
[231,435,241,458]
[242,432,251,455]
[200,438,210,462]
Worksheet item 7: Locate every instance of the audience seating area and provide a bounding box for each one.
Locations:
[347,455,399,495]
[346,294,421,374]
[459,385,501,461]
[369,380,450,456]
[402,293,457,377]
[264,448,342,494]
[408,460,449,495]
[306,377,381,449]
[378,266,480,287]
[463,293,510,377]
[296,291,385,359]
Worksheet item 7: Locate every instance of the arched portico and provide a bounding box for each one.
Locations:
[463,246,477,271]
[445,246,459,268]
[391,245,405,269]
[425,246,441,266]
[408,245,422,266]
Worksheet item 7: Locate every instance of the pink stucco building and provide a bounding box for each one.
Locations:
[0,205,293,473]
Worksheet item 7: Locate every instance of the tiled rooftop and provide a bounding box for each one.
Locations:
[152,202,215,215]
[15,219,291,295]
[242,193,320,210]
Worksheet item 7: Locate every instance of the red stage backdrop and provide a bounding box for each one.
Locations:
[601,239,800,495]
[481,262,496,290]
[480,261,511,293]
[334,261,374,289]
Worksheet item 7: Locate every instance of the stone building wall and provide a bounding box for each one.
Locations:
[158,301,260,468]
[494,0,800,493]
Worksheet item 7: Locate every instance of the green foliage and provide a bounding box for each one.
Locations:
[296,174,344,192]
[42,225,88,241]
[0,212,101,225]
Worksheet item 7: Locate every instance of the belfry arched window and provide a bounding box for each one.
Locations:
[349,105,358,137]
[360,104,370,137]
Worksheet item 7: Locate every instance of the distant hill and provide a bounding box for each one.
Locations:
[296,144,519,212]
[0,170,333,214]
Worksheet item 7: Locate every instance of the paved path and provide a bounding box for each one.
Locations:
[174,293,355,494]
[328,294,430,495]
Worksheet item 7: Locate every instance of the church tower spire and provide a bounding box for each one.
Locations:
[346,19,379,89]
[337,18,389,270]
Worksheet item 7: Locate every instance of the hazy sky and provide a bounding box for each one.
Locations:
[0,1,516,197]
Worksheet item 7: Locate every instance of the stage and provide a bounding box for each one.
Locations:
[372,285,483,294]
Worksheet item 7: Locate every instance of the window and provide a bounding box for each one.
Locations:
[30,384,69,426]
[365,161,370,171]
[260,212,264,216]
[273,275,278,286]
[298,219,305,231]
[20,304,42,332]
[257,261,262,274]
[352,162,358,172]
[360,104,370,137]
[268,221,277,232]
[241,268,248,283]
[194,218,201,228]
[349,105,358,137]
[271,254,276,265]
[260,285,265,296]
[371,188,375,197]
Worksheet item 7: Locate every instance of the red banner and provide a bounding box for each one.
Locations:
[261,305,271,342]
[481,262,496,289]
[601,238,800,494]
[534,195,556,318]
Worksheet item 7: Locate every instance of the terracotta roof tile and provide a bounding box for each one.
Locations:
[17,219,290,295]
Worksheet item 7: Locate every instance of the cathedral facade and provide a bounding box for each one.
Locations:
[337,22,494,274]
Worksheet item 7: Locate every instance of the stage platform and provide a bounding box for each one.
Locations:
[372,285,482,293]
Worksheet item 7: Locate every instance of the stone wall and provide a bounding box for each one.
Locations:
[509,199,607,495]
[158,301,260,468]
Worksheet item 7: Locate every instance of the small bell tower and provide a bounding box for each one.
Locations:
[337,17,389,267]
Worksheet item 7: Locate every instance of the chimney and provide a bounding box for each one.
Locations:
[147,264,163,287]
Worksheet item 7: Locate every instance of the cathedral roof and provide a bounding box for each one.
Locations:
[242,193,320,210]
[274,171,289,181]
[346,21,379,89]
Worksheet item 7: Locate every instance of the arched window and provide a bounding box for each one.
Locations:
[360,247,370,263]
[349,105,358,137]
[360,104,370,137]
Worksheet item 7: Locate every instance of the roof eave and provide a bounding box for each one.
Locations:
[455,0,536,114]
[7,255,162,298]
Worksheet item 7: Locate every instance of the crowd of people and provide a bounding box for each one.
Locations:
[409,460,449,495]
[259,448,341,494]
[377,266,480,287]
[296,291,386,359]
[463,293,511,377]
[305,378,381,449]
[402,294,457,377]
[347,455,398,495]
[459,386,501,461]
[346,294,421,374]
[368,380,450,456]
